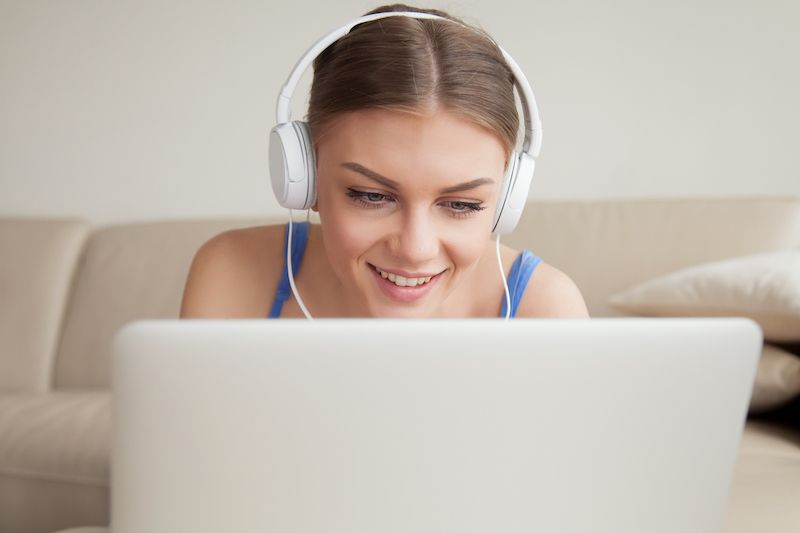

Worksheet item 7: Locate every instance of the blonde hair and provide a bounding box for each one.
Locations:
[307,4,519,159]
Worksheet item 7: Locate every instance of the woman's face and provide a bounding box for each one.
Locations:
[314,107,508,317]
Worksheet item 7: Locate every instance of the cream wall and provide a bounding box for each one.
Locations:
[1,0,798,224]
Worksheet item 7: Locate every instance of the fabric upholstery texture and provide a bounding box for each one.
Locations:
[1,476,108,533]
[50,528,109,533]
[54,219,265,389]
[721,421,800,533]
[0,392,110,533]
[0,218,89,392]
[0,392,110,484]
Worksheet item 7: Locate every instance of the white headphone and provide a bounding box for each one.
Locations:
[269,11,542,237]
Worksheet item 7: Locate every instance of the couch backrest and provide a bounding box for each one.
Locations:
[54,218,268,389]
[504,197,800,317]
[0,218,89,392]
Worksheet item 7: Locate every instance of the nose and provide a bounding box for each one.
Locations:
[389,208,440,266]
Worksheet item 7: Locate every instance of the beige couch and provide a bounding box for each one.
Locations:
[1,197,799,533]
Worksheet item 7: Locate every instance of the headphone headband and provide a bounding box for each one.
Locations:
[275,11,542,157]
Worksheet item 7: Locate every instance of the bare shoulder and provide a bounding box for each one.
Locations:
[515,260,590,318]
[179,225,286,318]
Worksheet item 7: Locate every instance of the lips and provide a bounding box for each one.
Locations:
[374,267,432,288]
[367,263,446,303]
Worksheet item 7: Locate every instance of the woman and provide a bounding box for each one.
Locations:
[180,4,589,319]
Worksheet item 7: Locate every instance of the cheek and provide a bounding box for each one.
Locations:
[444,198,497,269]
[318,195,380,273]
[445,225,491,271]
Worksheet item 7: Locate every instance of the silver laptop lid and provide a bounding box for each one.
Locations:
[112,318,761,533]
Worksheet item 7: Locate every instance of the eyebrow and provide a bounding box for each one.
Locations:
[340,162,495,194]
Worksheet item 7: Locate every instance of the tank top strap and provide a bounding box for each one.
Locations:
[500,249,542,318]
[268,222,310,318]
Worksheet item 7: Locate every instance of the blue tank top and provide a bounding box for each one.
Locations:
[268,222,541,318]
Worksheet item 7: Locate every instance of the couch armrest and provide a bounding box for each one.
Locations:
[0,218,89,392]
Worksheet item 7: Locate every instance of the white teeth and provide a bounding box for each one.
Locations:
[375,266,433,287]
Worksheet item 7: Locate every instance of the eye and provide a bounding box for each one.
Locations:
[346,188,394,209]
[448,201,482,212]
[442,200,487,219]
[365,192,387,202]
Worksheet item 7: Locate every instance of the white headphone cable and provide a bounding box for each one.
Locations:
[496,234,512,320]
[286,209,314,320]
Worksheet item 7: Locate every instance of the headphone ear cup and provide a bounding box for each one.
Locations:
[491,151,535,237]
[269,121,316,210]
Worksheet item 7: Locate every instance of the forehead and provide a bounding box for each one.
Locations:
[316,108,507,187]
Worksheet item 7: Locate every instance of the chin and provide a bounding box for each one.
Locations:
[363,281,449,318]
[364,301,436,319]
[370,307,438,319]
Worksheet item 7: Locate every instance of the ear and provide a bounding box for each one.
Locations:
[311,202,319,213]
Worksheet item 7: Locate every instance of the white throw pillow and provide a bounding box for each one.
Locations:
[750,344,800,413]
[608,250,800,342]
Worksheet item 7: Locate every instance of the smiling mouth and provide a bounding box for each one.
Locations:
[368,263,445,288]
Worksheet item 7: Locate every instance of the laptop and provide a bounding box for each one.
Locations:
[111,318,761,533]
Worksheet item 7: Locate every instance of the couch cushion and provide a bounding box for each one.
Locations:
[0,392,110,533]
[506,198,800,317]
[0,392,110,485]
[0,218,89,392]
[54,218,268,389]
[722,421,800,533]
[1,476,108,533]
